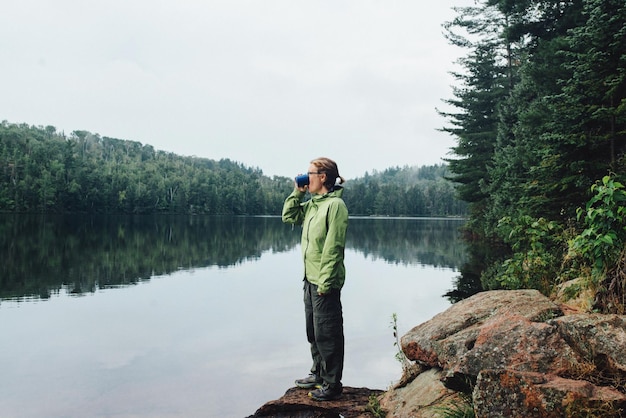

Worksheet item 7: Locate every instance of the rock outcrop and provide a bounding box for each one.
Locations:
[384,289,626,417]
[247,386,384,418]
[251,290,626,417]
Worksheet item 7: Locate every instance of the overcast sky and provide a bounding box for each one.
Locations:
[1,1,473,179]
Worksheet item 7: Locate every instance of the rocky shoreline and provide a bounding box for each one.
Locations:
[247,386,384,418]
[249,289,626,417]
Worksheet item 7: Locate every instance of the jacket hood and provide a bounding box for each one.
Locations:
[313,184,344,200]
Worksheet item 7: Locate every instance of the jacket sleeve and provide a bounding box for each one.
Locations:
[281,188,306,225]
[317,200,348,294]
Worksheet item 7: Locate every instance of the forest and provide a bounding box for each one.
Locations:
[443,0,626,313]
[0,121,466,217]
[344,164,466,216]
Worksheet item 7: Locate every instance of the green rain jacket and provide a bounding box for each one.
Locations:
[282,186,348,294]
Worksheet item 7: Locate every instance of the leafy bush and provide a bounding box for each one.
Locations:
[569,175,626,286]
[481,215,563,295]
[566,175,626,312]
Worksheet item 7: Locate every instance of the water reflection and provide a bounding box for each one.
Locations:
[0,214,466,301]
[348,217,466,268]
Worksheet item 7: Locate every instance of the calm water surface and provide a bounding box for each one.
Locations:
[0,215,466,418]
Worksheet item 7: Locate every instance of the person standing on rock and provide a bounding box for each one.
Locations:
[282,157,348,401]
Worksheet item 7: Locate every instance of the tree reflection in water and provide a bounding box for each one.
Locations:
[0,214,468,301]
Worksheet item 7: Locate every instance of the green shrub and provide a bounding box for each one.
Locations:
[481,215,563,295]
[569,175,626,286]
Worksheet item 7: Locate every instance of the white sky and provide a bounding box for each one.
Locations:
[1,0,473,179]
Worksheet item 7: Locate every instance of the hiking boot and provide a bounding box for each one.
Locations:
[308,383,342,401]
[295,374,323,389]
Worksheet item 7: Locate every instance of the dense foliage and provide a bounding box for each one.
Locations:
[0,121,466,217]
[344,164,467,216]
[443,0,626,312]
[0,122,290,214]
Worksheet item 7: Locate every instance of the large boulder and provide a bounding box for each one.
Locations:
[453,312,583,378]
[400,290,569,382]
[550,313,626,375]
[393,290,626,417]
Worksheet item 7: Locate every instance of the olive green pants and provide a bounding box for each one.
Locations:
[303,279,344,388]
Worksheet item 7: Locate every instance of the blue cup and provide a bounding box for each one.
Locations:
[295,174,309,187]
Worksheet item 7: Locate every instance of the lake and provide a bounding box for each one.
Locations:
[0,214,466,418]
